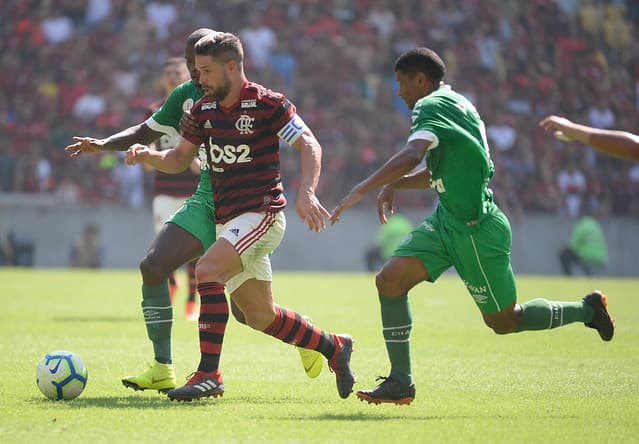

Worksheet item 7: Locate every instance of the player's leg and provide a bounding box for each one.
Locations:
[184,259,198,320]
[122,222,204,393]
[358,215,451,405]
[221,211,331,384]
[232,278,354,399]
[123,195,213,393]
[461,209,614,340]
[166,237,238,401]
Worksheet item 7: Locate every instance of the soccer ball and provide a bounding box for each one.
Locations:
[36,350,88,400]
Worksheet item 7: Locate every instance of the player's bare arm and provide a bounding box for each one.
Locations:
[377,167,431,224]
[330,139,430,225]
[125,138,199,173]
[290,127,330,233]
[539,115,639,161]
[65,123,163,157]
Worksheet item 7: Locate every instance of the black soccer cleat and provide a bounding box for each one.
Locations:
[357,376,415,405]
[328,334,356,399]
[166,371,224,402]
[583,290,615,342]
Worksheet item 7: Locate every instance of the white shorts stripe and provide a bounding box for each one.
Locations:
[469,234,500,311]
[235,212,275,254]
[218,212,286,294]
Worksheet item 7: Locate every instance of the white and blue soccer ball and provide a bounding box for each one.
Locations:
[36,350,88,400]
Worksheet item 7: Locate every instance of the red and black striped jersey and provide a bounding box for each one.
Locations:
[147,98,200,198]
[184,81,296,224]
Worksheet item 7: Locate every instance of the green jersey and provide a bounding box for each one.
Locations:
[144,80,211,198]
[408,84,495,233]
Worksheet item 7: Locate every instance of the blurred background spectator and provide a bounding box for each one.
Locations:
[1,0,638,220]
[69,222,104,268]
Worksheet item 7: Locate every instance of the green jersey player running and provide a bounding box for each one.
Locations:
[65,29,322,393]
[330,47,615,405]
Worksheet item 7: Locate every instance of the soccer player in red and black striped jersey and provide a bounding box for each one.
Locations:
[126,32,355,401]
[146,57,200,320]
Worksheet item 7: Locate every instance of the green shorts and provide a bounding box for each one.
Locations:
[394,207,516,313]
[167,193,216,251]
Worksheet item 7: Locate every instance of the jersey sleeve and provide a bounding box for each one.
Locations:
[407,99,439,148]
[144,83,186,138]
[269,97,304,145]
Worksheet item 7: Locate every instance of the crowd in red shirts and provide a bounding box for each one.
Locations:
[2,0,638,217]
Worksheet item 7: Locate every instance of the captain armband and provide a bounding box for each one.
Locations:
[277,114,307,145]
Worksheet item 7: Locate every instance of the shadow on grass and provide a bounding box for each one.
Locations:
[27,396,579,422]
[27,394,327,409]
[52,316,139,323]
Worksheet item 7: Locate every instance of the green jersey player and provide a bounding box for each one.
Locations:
[65,29,322,393]
[330,47,615,405]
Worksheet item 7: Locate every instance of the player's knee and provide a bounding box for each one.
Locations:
[231,300,247,325]
[194,256,227,284]
[483,316,518,335]
[375,269,397,295]
[243,308,274,331]
[139,250,169,284]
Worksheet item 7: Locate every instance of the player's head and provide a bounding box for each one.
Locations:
[184,28,217,88]
[161,57,188,94]
[394,47,446,109]
[194,32,245,102]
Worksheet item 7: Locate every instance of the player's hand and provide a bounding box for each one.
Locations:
[329,187,365,225]
[377,184,396,224]
[125,144,151,165]
[539,115,574,141]
[180,112,203,138]
[296,191,330,233]
[64,137,104,157]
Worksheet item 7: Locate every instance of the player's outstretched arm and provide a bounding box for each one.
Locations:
[290,127,330,233]
[330,139,430,225]
[539,115,639,161]
[65,123,163,157]
[125,139,199,173]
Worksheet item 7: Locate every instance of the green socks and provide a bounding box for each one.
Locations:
[141,283,173,364]
[519,298,593,331]
[379,294,413,386]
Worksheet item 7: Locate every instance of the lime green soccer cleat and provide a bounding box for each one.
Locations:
[121,359,177,393]
[297,347,323,378]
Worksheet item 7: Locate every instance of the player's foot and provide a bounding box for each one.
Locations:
[328,334,355,399]
[583,290,615,341]
[184,300,198,321]
[121,359,176,393]
[166,370,224,402]
[356,376,416,405]
[297,347,323,378]
[297,316,322,378]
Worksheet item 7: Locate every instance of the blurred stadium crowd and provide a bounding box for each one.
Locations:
[1,0,638,220]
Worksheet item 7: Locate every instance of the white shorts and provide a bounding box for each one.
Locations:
[217,211,286,293]
[152,195,188,233]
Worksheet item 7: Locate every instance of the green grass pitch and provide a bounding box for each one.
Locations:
[1,269,637,443]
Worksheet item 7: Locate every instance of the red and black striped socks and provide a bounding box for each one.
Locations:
[196,282,228,373]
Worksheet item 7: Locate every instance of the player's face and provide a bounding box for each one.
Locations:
[162,63,188,91]
[195,55,232,102]
[184,45,201,88]
[395,71,428,110]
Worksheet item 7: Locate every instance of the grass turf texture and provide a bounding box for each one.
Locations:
[1,268,637,443]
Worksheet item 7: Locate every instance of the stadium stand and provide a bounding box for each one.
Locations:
[2,0,638,217]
